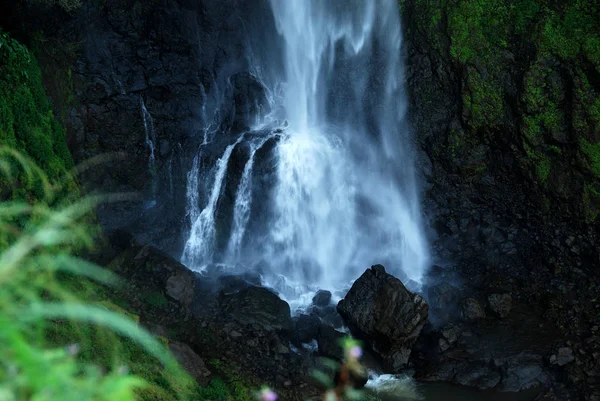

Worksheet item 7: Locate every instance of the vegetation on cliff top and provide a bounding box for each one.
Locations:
[402,0,600,222]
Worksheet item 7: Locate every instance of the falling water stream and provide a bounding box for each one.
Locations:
[141,97,157,206]
[182,0,428,308]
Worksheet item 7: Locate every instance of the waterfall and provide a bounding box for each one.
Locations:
[182,136,244,269]
[225,136,271,260]
[140,97,157,202]
[263,0,428,288]
[182,0,429,302]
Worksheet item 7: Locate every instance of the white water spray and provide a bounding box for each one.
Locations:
[226,136,271,260]
[182,136,243,269]
[263,0,428,289]
[141,97,157,202]
[183,0,428,302]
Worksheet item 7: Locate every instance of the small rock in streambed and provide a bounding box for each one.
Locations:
[549,347,575,366]
[460,298,486,320]
[312,290,332,306]
[438,324,459,352]
[487,293,512,318]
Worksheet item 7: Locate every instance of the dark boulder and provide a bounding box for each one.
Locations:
[308,304,344,329]
[221,286,293,334]
[487,293,512,318]
[168,341,211,386]
[312,290,332,306]
[108,244,198,314]
[316,324,346,361]
[460,298,486,320]
[217,272,261,295]
[337,265,428,370]
[165,270,196,307]
[293,314,321,344]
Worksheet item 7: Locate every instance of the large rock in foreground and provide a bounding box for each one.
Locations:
[337,265,428,370]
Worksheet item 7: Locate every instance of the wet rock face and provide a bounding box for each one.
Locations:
[312,290,332,307]
[316,324,346,362]
[105,239,323,400]
[221,286,293,334]
[22,0,279,254]
[293,314,320,345]
[337,265,428,370]
[402,2,599,397]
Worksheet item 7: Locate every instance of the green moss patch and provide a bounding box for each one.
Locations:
[0,30,76,201]
[580,138,600,178]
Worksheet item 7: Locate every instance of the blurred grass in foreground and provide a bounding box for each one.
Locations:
[0,146,191,401]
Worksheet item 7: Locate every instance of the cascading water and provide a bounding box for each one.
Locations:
[141,97,157,205]
[182,0,428,307]
[225,136,270,260]
[182,136,244,268]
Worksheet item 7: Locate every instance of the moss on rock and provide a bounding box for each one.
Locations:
[0,30,75,200]
[404,0,600,225]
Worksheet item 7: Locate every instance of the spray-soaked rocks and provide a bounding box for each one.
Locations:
[312,290,332,307]
[221,286,293,334]
[293,314,321,344]
[337,265,428,370]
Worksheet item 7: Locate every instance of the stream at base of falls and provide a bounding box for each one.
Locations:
[367,375,541,401]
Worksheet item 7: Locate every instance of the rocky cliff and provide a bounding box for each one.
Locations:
[2,0,277,255]
[401,1,600,397]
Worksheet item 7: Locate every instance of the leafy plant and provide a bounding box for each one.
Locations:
[0,147,189,401]
[310,338,369,401]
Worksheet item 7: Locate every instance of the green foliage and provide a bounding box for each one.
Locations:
[0,30,76,203]
[539,1,600,62]
[512,0,540,35]
[464,69,504,129]
[536,154,551,183]
[549,145,562,154]
[580,138,600,177]
[193,378,254,401]
[140,290,169,308]
[448,0,510,64]
[0,149,190,401]
[573,70,600,138]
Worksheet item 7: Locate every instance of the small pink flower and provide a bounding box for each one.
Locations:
[348,345,362,359]
[259,388,278,401]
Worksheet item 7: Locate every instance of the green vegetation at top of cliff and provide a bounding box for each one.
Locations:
[441,0,600,66]
[0,30,76,201]
[402,0,600,222]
